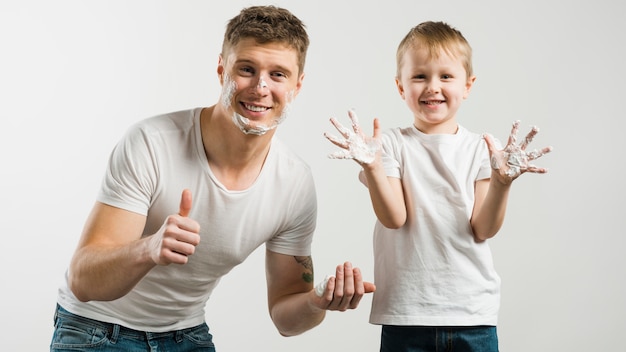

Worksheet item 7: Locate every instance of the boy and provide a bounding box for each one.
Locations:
[325,21,552,351]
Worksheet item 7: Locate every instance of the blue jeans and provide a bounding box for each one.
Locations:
[380,325,499,352]
[50,304,216,351]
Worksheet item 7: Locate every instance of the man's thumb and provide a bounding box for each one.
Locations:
[179,189,193,217]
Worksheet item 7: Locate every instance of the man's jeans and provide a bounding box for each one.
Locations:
[50,304,216,352]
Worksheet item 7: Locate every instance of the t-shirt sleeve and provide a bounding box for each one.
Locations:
[265,168,316,257]
[96,124,158,216]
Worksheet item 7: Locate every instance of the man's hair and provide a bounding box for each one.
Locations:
[396,21,473,79]
[222,5,310,74]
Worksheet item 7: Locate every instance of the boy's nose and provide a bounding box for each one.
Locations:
[426,80,440,93]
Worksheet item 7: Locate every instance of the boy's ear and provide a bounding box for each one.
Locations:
[464,75,477,99]
[395,77,405,99]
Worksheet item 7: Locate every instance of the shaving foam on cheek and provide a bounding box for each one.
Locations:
[221,74,266,135]
[315,275,333,297]
[274,90,295,126]
[221,73,237,109]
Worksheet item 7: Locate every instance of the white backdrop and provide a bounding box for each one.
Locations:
[1,1,624,351]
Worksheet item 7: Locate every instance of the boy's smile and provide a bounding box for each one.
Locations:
[396,45,475,134]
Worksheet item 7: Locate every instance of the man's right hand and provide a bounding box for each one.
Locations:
[148,189,201,265]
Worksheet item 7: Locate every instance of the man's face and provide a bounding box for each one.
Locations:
[218,38,304,135]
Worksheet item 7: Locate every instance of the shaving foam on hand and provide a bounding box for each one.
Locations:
[325,110,381,164]
[314,275,333,297]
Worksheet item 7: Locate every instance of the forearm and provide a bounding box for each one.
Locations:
[270,291,326,336]
[362,163,406,228]
[471,179,511,241]
[69,240,155,302]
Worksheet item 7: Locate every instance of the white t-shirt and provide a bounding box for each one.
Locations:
[364,125,501,326]
[57,108,317,332]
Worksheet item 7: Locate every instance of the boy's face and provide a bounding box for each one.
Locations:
[218,38,304,135]
[396,45,475,134]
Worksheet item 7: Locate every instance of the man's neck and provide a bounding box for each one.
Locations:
[200,106,273,190]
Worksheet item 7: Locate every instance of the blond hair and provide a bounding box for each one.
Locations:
[396,21,473,79]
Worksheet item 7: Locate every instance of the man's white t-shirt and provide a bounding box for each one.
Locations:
[57,108,317,331]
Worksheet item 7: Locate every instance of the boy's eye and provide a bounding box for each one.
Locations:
[441,74,452,80]
[413,74,426,80]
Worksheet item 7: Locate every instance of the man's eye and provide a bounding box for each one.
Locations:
[271,72,286,79]
[239,67,254,76]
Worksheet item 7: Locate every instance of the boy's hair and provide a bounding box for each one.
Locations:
[222,5,310,74]
[396,21,473,79]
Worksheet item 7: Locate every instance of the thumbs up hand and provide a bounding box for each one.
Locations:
[148,189,201,265]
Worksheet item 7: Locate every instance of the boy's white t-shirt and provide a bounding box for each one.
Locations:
[57,108,317,332]
[363,125,501,326]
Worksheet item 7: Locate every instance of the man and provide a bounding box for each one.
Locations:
[50,5,375,351]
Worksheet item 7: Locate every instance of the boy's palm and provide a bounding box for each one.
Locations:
[484,120,553,184]
[324,110,381,165]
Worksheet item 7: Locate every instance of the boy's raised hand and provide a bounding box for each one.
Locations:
[324,110,381,165]
[484,120,553,184]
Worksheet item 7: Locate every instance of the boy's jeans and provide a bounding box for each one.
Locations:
[381,325,499,352]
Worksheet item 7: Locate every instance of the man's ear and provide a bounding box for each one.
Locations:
[292,72,305,98]
[217,55,225,85]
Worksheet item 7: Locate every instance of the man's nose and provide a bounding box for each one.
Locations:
[257,75,268,90]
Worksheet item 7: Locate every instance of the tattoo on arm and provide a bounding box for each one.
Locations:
[294,256,314,283]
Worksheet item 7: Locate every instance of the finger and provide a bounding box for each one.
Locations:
[540,145,553,156]
[167,236,197,257]
[328,150,353,160]
[519,125,539,151]
[372,118,381,140]
[363,281,376,294]
[329,117,352,138]
[348,267,363,309]
[331,263,346,310]
[347,110,361,135]
[506,120,520,150]
[324,132,349,149]
[482,133,497,155]
[179,189,193,217]
[526,165,548,174]
[342,262,355,302]
[323,276,336,302]
[526,146,553,161]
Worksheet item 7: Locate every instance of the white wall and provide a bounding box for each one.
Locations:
[1,0,624,351]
